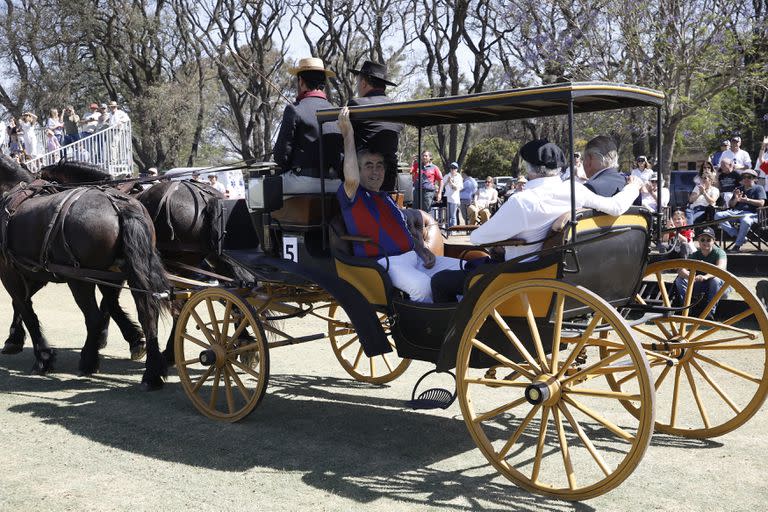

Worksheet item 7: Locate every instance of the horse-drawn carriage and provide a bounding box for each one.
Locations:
[1,83,765,501]
[165,82,768,500]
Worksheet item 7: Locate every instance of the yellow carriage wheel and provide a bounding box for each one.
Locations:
[456,279,654,501]
[327,304,411,384]
[606,259,768,438]
[175,288,269,422]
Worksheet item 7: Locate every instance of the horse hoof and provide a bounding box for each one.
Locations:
[130,340,147,361]
[1,342,23,355]
[140,380,164,392]
[30,363,52,376]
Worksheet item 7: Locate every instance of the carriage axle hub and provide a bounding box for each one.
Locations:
[199,345,227,368]
[525,377,561,406]
[199,349,217,367]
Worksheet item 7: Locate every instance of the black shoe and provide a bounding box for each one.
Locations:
[732,244,742,252]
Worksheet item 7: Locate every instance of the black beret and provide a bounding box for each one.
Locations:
[520,138,566,169]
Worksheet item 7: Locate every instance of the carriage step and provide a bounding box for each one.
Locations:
[404,369,456,410]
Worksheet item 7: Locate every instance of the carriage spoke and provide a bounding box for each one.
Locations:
[670,366,682,428]
[229,342,262,356]
[694,353,761,384]
[180,356,201,367]
[470,338,536,380]
[473,396,529,424]
[380,354,394,373]
[190,310,217,345]
[230,358,262,380]
[352,346,364,370]
[632,325,670,343]
[492,310,541,373]
[652,320,674,341]
[336,334,360,353]
[566,387,643,402]
[205,298,221,339]
[699,343,766,351]
[690,359,739,414]
[530,406,550,484]
[553,407,576,490]
[182,332,210,350]
[369,356,375,377]
[559,403,611,477]
[209,368,222,409]
[655,272,672,308]
[561,349,629,386]
[463,378,529,388]
[687,310,755,344]
[616,370,638,386]
[497,404,540,459]
[550,293,565,372]
[521,293,550,373]
[191,366,215,393]
[563,397,635,441]
[683,362,710,429]
[220,300,233,339]
[556,314,602,379]
[226,317,250,347]
[654,364,673,391]
[223,366,236,414]
[227,364,253,402]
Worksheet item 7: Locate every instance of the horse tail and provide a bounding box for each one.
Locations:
[119,204,170,319]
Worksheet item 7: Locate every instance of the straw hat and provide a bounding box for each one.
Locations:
[288,57,335,78]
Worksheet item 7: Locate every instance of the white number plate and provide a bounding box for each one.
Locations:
[283,236,298,262]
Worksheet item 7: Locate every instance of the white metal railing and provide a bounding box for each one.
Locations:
[27,121,133,176]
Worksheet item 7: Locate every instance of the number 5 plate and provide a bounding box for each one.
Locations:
[283,236,298,262]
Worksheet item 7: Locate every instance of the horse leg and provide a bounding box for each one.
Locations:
[1,280,45,355]
[98,284,146,361]
[1,303,26,354]
[0,273,55,374]
[68,281,106,376]
[132,289,166,391]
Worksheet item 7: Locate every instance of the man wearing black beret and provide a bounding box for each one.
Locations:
[430,139,644,302]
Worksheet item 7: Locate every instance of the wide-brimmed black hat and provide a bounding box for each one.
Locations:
[520,138,566,169]
[350,60,397,87]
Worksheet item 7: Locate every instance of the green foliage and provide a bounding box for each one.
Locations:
[463,138,520,178]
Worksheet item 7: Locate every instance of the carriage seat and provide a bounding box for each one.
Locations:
[271,195,340,228]
[330,208,457,306]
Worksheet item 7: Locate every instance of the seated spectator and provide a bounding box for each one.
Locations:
[673,227,728,318]
[639,172,669,212]
[337,106,461,303]
[693,160,716,186]
[467,176,499,224]
[713,169,766,251]
[716,157,739,205]
[505,176,527,198]
[686,170,719,224]
[662,209,695,259]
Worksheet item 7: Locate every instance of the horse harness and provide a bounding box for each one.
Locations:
[0,180,134,282]
[138,180,223,253]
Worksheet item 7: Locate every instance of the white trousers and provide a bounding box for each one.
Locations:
[378,250,462,303]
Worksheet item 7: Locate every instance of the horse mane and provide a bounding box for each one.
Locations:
[0,153,34,185]
[40,161,113,184]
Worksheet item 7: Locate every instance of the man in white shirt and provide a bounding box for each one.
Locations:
[430,139,643,302]
[107,101,130,127]
[470,139,642,262]
[207,173,228,196]
[721,136,751,171]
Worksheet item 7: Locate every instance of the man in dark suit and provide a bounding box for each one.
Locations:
[273,57,343,194]
[583,135,628,197]
[348,60,403,191]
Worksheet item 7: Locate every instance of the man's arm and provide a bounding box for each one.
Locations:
[338,107,359,200]
[578,176,643,215]
[272,105,297,171]
[470,198,527,244]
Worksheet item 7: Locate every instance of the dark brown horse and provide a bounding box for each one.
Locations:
[30,161,254,363]
[0,155,169,389]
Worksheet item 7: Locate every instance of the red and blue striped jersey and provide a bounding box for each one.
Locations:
[337,185,414,258]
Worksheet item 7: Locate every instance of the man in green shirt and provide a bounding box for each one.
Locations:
[674,227,728,317]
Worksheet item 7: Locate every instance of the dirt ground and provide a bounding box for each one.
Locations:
[0,280,767,512]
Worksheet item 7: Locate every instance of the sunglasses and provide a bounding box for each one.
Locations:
[698,237,714,242]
